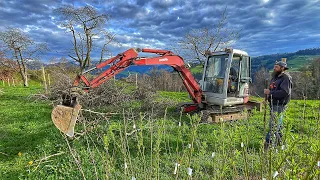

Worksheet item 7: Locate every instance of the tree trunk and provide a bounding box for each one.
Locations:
[15,49,29,87]
[23,74,28,87]
[42,66,48,93]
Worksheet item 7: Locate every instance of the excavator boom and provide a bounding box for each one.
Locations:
[73,48,202,105]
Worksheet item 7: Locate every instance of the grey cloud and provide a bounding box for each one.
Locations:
[150,0,180,10]
[136,0,149,6]
[0,0,320,61]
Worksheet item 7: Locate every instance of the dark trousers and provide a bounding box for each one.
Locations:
[265,104,286,147]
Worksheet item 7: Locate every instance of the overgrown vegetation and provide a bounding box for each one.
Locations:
[0,82,319,179]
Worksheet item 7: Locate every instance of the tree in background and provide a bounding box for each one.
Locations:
[176,8,239,64]
[0,28,47,87]
[55,5,116,73]
[251,67,270,97]
[310,58,320,98]
[0,50,17,81]
[296,58,320,99]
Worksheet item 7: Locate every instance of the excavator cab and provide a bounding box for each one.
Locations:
[200,48,251,106]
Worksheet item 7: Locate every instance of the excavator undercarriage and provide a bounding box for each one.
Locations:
[200,101,262,123]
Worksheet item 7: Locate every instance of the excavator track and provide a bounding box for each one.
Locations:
[200,101,262,123]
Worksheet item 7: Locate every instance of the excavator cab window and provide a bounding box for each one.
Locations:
[228,56,240,94]
[230,56,240,80]
[228,55,251,96]
[240,56,250,80]
[203,55,228,94]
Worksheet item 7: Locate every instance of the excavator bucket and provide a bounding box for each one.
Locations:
[51,104,81,137]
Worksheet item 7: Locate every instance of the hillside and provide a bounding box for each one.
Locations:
[251,48,320,72]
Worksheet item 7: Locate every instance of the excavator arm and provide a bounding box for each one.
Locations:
[73,48,202,105]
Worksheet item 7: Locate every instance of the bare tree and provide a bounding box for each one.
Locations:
[55,5,116,73]
[0,50,17,81]
[296,58,320,99]
[251,67,270,97]
[176,7,239,64]
[310,58,320,99]
[0,28,46,87]
[0,50,18,70]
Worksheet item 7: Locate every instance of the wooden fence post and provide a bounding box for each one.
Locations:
[7,78,10,87]
[136,73,138,89]
[42,66,48,94]
[47,73,51,86]
[12,77,15,86]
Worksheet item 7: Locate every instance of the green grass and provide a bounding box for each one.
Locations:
[156,91,190,102]
[0,83,319,179]
[287,55,320,71]
[0,84,66,179]
[189,64,204,74]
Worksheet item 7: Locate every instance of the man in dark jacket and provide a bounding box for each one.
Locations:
[264,60,292,148]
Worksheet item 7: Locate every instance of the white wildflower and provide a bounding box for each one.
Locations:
[173,163,180,174]
[211,152,216,158]
[187,167,193,176]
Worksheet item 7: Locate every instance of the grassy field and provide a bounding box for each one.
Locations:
[0,84,65,179]
[287,55,320,71]
[0,84,319,179]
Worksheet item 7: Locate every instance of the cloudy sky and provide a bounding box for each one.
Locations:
[0,0,319,62]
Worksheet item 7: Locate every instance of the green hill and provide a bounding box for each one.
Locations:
[286,55,319,71]
[252,48,320,72]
